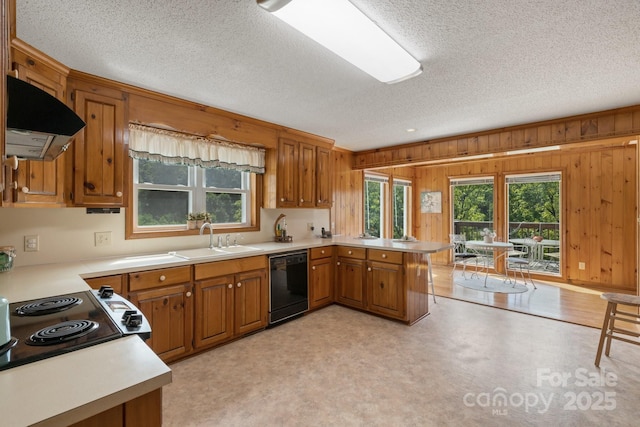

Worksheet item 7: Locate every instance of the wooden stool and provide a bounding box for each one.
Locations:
[595,293,640,367]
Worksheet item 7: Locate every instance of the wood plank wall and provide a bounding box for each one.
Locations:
[413,138,637,291]
[353,105,640,170]
[331,149,363,236]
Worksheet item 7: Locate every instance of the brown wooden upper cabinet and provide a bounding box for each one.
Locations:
[9,39,68,207]
[265,137,332,209]
[67,78,127,207]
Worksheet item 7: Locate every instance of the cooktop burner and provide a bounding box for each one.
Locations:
[27,319,98,346]
[14,296,82,316]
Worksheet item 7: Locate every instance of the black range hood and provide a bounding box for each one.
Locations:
[5,75,86,161]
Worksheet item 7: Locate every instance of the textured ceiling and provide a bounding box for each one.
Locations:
[15,0,640,151]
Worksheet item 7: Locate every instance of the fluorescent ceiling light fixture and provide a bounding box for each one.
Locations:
[506,145,561,156]
[258,0,423,84]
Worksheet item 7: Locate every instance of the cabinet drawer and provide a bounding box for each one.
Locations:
[337,246,366,260]
[85,275,125,294]
[194,255,267,280]
[368,249,403,264]
[129,266,191,291]
[310,247,333,260]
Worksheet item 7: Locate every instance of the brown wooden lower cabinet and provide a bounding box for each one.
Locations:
[335,247,430,324]
[69,388,162,427]
[128,266,194,363]
[367,260,405,320]
[309,247,334,309]
[193,256,268,351]
[335,247,367,309]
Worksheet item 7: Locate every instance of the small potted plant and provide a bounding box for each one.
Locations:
[194,212,207,228]
[481,228,496,243]
[187,213,197,230]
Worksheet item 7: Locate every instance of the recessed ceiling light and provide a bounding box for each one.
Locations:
[406,128,416,132]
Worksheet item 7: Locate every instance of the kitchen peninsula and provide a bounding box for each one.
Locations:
[0,236,451,426]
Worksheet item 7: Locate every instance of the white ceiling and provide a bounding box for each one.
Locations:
[15,0,640,151]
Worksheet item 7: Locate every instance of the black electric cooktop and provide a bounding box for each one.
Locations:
[0,291,122,371]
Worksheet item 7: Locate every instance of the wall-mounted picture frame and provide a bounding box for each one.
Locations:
[421,191,442,213]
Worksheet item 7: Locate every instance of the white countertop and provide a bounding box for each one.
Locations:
[0,236,452,426]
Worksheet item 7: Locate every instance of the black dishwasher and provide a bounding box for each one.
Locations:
[269,251,308,325]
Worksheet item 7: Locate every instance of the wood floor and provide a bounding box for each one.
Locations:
[431,264,638,330]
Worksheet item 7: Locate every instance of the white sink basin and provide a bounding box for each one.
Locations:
[170,248,227,260]
[170,245,262,260]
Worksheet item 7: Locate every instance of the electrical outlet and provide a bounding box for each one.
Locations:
[95,231,112,247]
[578,262,586,270]
[24,235,39,252]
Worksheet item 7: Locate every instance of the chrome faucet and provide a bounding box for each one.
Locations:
[225,234,231,248]
[199,223,215,249]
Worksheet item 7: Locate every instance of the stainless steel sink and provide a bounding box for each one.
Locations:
[170,245,262,260]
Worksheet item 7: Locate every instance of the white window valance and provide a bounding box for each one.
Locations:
[128,123,265,174]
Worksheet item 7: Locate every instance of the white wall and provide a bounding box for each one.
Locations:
[0,207,330,267]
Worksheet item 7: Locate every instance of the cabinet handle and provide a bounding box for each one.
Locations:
[336,261,341,266]
[21,186,29,194]
[348,250,352,255]
[186,291,192,297]
[312,266,316,270]
[4,156,18,170]
[280,198,285,202]
[159,275,166,282]
[228,284,233,289]
[237,282,242,287]
[382,253,387,259]
[321,250,325,254]
[368,267,372,272]
[116,191,123,197]
[300,198,304,203]
[380,282,384,289]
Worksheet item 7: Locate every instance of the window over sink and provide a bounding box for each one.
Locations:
[127,158,259,238]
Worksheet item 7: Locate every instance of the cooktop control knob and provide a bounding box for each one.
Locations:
[124,313,143,328]
[121,310,137,323]
[98,286,114,298]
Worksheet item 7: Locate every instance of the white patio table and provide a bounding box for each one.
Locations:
[465,240,514,286]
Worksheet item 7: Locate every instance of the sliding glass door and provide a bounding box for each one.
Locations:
[506,172,562,276]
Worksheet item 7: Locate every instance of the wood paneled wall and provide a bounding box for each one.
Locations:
[414,138,637,291]
[354,105,640,170]
[331,149,363,236]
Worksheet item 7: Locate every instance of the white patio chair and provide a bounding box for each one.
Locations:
[506,237,537,288]
[450,234,479,279]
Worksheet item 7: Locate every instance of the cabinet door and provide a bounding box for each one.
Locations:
[72,90,126,206]
[276,138,298,207]
[335,257,365,308]
[310,256,333,308]
[368,261,405,319]
[194,275,234,349]
[234,269,268,336]
[12,48,67,206]
[316,146,332,208]
[298,142,316,208]
[129,283,193,362]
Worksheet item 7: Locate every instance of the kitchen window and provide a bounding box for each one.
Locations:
[126,123,263,239]
[392,178,412,239]
[129,158,258,237]
[364,173,412,239]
